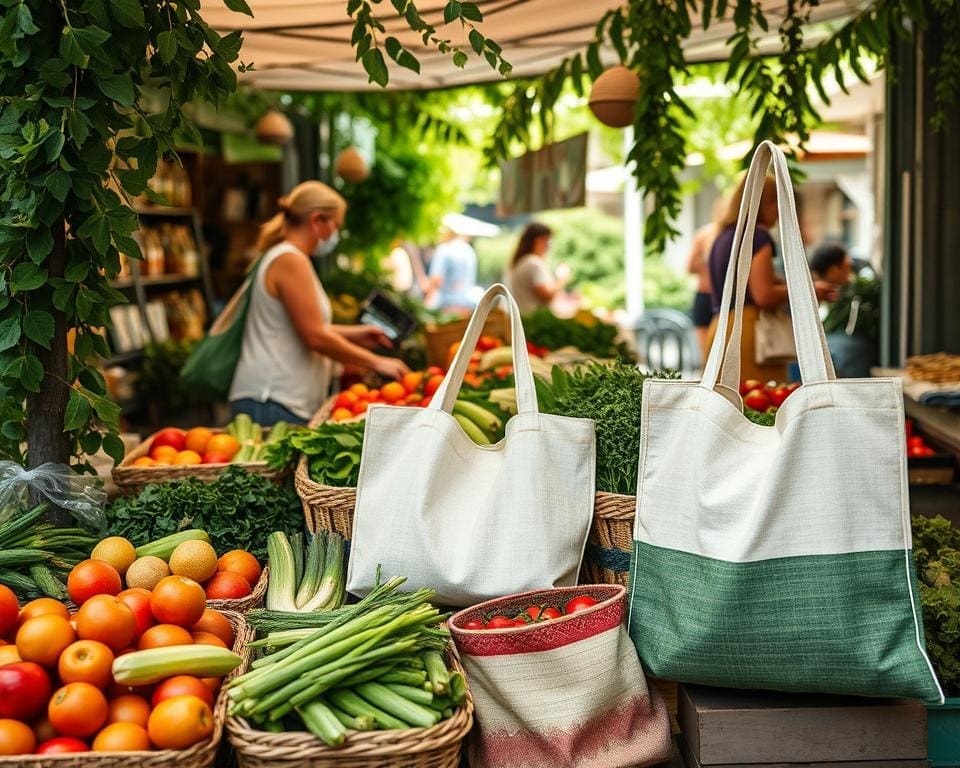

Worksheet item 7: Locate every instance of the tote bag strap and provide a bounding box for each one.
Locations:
[430,283,538,415]
[701,141,835,392]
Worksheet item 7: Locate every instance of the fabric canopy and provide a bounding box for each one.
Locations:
[202,0,860,92]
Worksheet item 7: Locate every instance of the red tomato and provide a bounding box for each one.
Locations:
[0,585,17,638]
[67,560,122,605]
[739,379,763,396]
[426,366,445,377]
[787,382,801,392]
[769,386,792,407]
[476,336,499,352]
[564,595,599,615]
[485,616,517,630]
[424,374,445,397]
[152,676,214,708]
[334,392,359,410]
[523,605,542,621]
[743,389,771,412]
[420,396,432,408]
[351,400,368,416]
[462,619,485,630]
[117,588,155,639]
[402,372,424,393]
[0,662,51,720]
[152,428,186,453]
[202,451,231,464]
[907,436,926,450]
[905,419,914,438]
[35,737,89,754]
[539,607,562,621]
[920,446,936,457]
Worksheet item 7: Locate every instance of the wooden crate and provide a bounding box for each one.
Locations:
[677,684,927,767]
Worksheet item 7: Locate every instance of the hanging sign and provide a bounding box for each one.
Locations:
[498,133,587,216]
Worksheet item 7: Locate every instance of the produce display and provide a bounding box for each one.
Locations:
[739,379,800,426]
[106,466,301,561]
[460,593,599,630]
[0,505,99,601]
[521,307,631,359]
[229,576,466,747]
[86,530,262,601]
[0,558,241,755]
[267,422,366,488]
[905,419,938,458]
[129,415,289,468]
[265,531,345,613]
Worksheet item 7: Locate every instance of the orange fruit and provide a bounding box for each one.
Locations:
[0,585,16,637]
[331,407,353,422]
[202,451,231,464]
[380,381,406,403]
[48,682,109,738]
[147,695,213,750]
[184,427,213,455]
[348,383,369,396]
[191,631,227,648]
[205,434,240,460]
[67,559,122,605]
[150,577,206,627]
[150,445,177,463]
[18,597,70,625]
[216,550,261,587]
[334,391,359,410]
[152,676,213,708]
[16,615,76,667]
[137,624,193,650]
[107,695,151,728]
[131,457,156,468]
[92,722,150,752]
[58,640,115,689]
[203,571,252,600]
[172,450,202,465]
[424,374,445,397]
[76,595,137,652]
[0,719,36,755]
[190,609,235,648]
[0,646,20,665]
[402,372,423,393]
[351,400,368,416]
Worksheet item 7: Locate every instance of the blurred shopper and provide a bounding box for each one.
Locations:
[230,181,409,426]
[687,216,720,366]
[504,222,570,314]
[383,240,432,298]
[707,174,836,383]
[810,241,854,289]
[427,225,480,315]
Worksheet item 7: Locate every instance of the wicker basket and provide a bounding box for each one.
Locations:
[113,428,286,495]
[208,565,270,613]
[578,491,636,587]
[423,311,509,368]
[227,649,473,768]
[0,610,252,768]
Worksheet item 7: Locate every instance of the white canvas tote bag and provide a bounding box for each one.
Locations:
[346,283,596,607]
[627,141,943,703]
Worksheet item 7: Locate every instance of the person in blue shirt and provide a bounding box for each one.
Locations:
[427,229,480,316]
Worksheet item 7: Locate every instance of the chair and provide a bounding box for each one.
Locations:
[633,308,698,375]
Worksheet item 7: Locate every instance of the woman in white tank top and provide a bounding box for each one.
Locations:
[229,181,410,425]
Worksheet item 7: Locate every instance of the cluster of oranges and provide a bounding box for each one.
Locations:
[131,427,241,468]
[330,366,447,422]
[0,563,237,755]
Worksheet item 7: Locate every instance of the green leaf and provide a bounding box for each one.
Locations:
[64,389,91,431]
[347,0,362,12]
[98,74,135,107]
[59,28,89,67]
[223,0,254,16]
[80,430,102,455]
[469,29,484,55]
[351,20,366,46]
[385,36,402,61]
[453,50,468,68]
[110,0,146,27]
[483,50,496,69]
[92,394,121,431]
[397,50,420,73]
[75,287,94,320]
[113,235,142,261]
[103,433,125,463]
[586,42,603,79]
[23,310,55,349]
[20,355,43,392]
[0,317,22,352]
[362,48,388,86]
[158,30,178,65]
[26,227,53,264]
[443,1,461,23]
[10,263,47,292]
[74,331,93,359]
[66,110,90,146]
[1,420,25,441]
[46,170,71,202]
[73,25,111,50]
[460,2,482,22]
[52,282,75,312]
[16,5,39,35]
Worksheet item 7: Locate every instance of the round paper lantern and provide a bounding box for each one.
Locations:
[336,147,369,183]
[255,110,294,146]
[588,66,640,128]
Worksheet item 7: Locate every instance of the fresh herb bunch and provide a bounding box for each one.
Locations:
[743,407,776,427]
[912,514,960,697]
[522,309,630,359]
[536,361,678,495]
[106,466,301,561]
[266,422,366,488]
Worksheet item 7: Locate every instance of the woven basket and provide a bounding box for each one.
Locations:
[0,610,252,768]
[113,428,286,495]
[227,649,473,768]
[423,311,509,368]
[578,491,636,587]
[208,565,270,613]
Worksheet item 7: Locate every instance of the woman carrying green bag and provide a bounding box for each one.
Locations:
[182,181,409,426]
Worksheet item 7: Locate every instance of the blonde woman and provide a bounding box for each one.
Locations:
[229,181,409,425]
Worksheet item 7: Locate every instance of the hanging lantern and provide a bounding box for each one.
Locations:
[336,147,369,183]
[588,66,640,128]
[255,110,294,146]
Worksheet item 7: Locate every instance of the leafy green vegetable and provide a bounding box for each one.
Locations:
[536,361,678,495]
[743,407,776,427]
[912,515,960,697]
[106,467,301,561]
[266,422,367,488]
[522,309,631,359]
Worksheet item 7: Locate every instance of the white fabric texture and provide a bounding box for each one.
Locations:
[230,241,333,420]
[505,255,552,314]
[346,284,595,606]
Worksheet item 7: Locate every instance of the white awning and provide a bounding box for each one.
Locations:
[203,0,862,92]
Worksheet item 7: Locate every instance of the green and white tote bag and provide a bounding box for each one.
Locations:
[627,141,943,704]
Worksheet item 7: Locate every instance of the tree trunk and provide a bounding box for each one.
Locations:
[26,217,70,526]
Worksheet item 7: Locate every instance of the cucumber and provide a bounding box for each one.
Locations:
[29,564,67,599]
[135,529,210,560]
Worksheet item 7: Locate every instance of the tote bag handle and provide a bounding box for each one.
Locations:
[429,284,538,416]
[701,141,835,392]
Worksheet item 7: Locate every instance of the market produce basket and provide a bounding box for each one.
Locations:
[113,428,286,495]
[0,610,253,768]
[297,400,356,541]
[226,649,473,768]
[208,565,270,613]
[423,310,509,367]
[579,490,636,587]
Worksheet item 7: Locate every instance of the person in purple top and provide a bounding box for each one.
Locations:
[706,173,837,384]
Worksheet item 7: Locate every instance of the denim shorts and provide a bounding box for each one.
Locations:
[229,398,308,427]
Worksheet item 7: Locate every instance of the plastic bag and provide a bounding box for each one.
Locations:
[0,462,107,532]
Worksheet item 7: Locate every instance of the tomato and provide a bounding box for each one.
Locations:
[0,662,51,720]
[152,675,214,708]
[402,372,424,393]
[769,386,792,407]
[138,624,194,650]
[184,427,213,455]
[905,418,914,438]
[67,560,122,605]
[150,576,206,627]
[426,366,445,377]
[18,597,69,625]
[351,400,369,416]
[476,335,500,352]
[147,695,214,749]
[203,571,252,600]
[380,381,407,403]
[484,616,517,630]
[48,682,109,738]
[202,450,231,464]
[76,594,137,652]
[16,615,76,667]
[92,722,151,752]
[117,588,155,639]
[331,407,354,422]
[191,609,235,648]
[152,428,186,453]
[564,595,599,615]
[36,737,89,754]
[348,383,369,397]
[0,719,36,755]
[58,640,115,689]
[523,605,542,621]
[150,445,178,463]
[424,374,445,397]
[191,631,227,648]
[907,436,926,450]
[743,389,771,412]
[217,551,261,587]
[420,396,432,408]
[200,677,221,697]
[107,694,151,728]
[539,607,562,620]
[739,379,763,396]
[334,391,359,410]
[367,390,383,403]
[462,619,485,630]
[0,585,17,638]
[908,445,933,458]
